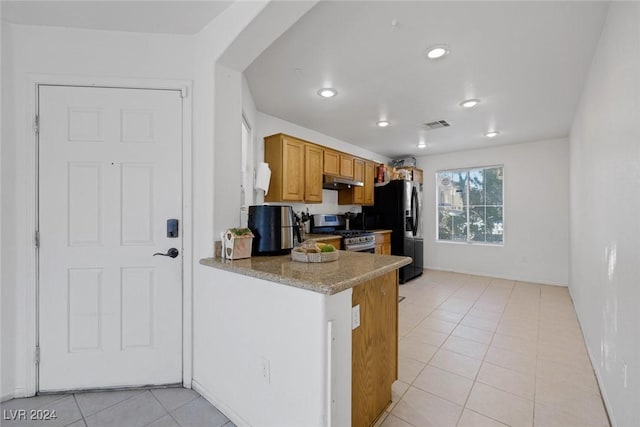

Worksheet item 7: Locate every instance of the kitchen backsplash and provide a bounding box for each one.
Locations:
[248,189,360,223]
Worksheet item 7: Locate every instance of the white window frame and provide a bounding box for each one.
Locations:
[436,165,505,246]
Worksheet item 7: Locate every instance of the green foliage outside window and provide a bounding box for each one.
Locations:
[437,166,504,244]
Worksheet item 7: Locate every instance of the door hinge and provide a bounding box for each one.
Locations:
[35,347,40,364]
[35,230,40,248]
[33,115,40,134]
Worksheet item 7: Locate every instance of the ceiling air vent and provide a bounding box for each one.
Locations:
[424,120,450,130]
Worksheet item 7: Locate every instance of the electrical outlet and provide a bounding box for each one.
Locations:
[352,305,360,330]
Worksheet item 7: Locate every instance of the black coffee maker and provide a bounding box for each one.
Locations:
[248,205,296,255]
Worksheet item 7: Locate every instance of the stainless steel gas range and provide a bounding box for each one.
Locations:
[310,214,376,253]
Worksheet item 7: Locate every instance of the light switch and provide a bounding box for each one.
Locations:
[352,304,360,330]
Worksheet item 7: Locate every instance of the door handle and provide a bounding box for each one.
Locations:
[153,248,179,258]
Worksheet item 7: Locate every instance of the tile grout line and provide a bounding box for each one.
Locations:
[77,388,147,422]
[533,285,542,427]
[454,279,513,427]
[72,393,88,427]
[390,276,468,427]
[398,276,493,427]
[146,388,194,427]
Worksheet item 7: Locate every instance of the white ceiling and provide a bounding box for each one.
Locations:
[245,1,609,157]
[1,1,232,35]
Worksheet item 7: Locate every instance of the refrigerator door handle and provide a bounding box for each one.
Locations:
[411,186,419,236]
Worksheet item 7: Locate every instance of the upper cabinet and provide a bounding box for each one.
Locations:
[264,133,377,205]
[323,150,340,176]
[337,159,376,206]
[264,134,305,202]
[324,149,354,179]
[340,154,354,179]
[339,158,364,205]
[353,158,365,205]
[304,144,323,203]
[364,161,376,205]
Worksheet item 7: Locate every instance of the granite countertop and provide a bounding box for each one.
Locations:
[200,251,411,295]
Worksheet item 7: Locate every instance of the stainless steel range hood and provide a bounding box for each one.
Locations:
[322,175,364,190]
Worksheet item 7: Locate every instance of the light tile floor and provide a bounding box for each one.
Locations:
[2,270,611,427]
[378,270,611,427]
[0,387,234,427]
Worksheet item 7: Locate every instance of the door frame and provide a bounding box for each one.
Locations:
[25,74,194,395]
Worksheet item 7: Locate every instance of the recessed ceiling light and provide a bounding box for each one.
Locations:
[425,45,449,60]
[460,99,480,109]
[417,142,427,149]
[317,88,338,98]
[377,120,390,128]
[485,131,500,138]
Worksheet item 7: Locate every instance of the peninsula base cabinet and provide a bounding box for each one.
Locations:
[198,255,406,427]
[352,270,398,427]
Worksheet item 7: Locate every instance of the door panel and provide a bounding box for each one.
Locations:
[414,239,424,274]
[38,85,183,391]
[400,238,415,283]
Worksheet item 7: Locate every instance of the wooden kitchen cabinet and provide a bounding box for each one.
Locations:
[364,161,376,205]
[374,231,391,255]
[304,144,323,203]
[324,149,354,179]
[338,158,364,205]
[352,270,398,427]
[323,149,340,176]
[340,153,354,179]
[265,132,378,205]
[264,134,305,202]
[320,237,341,250]
[338,158,376,206]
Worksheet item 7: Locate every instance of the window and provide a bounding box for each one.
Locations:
[437,166,504,244]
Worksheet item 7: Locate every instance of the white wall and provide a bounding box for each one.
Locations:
[214,63,244,234]
[0,8,15,401]
[0,0,269,399]
[568,3,640,426]
[193,267,351,427]
[417,138,570,285]
[0,22,197,400]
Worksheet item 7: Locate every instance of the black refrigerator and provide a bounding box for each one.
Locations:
[364,180,423,283]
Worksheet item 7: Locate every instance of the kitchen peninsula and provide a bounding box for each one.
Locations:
[196,251,411,427]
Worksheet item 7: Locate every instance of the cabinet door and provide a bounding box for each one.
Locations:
[340,154,354,178]
[281,136,305,201]
[364,161,376,205]
[382,243,391,255]
[352,158,364,204]
[320,237,341,250]
[352,271,398,427]
[374,271,398,414]
[412,168,423,184]
[323,149,340,176]
[304,144,323,203]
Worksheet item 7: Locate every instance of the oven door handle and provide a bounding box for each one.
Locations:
[345,242,377,252]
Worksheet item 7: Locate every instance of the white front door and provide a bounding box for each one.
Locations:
[38,85,183,391]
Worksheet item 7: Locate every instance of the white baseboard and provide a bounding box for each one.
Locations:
[1,391,16,403]
[1,387,27,403]
[191,380,250,427]
[423,266,568,287]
